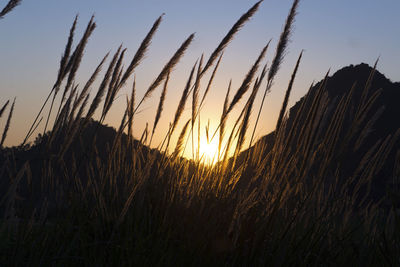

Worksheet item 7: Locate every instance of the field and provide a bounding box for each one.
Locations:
[1,0,400,266]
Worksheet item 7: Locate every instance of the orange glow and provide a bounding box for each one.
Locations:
[199,136,219,165]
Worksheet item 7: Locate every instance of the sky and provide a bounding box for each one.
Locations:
[1,0,399,158]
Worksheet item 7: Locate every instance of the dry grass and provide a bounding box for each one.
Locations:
[1,1,399,266]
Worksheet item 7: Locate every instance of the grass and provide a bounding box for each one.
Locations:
[1,0,400,266]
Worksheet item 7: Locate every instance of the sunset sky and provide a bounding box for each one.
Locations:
[1,0,399,158]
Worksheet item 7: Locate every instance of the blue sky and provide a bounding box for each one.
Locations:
[1,0,399,153]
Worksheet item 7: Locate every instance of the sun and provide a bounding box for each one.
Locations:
[199,136,219,165]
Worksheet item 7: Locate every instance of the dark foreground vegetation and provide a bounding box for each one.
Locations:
[1,0,400,265]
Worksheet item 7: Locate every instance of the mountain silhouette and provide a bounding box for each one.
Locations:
[239,63,400,205]
[1,63,399,215]
[0,119,162,217]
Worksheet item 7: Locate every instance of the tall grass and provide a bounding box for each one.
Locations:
[0,0,22,19]
[1,1,399,266]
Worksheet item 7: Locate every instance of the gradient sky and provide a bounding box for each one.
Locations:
[1,0,399,158]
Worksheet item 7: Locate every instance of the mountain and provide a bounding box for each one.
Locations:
[2,64,399,214]
[241,63,400,205]
[0,119,162,216]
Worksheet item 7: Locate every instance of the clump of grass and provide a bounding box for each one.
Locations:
[1,0,400,266]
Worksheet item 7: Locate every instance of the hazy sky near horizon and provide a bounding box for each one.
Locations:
[1,0,399,156]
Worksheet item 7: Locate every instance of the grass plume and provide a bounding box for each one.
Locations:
[0,97,15,147]
[137,33,195,113]
[118,15,164,89]
[0,100,10,119]
[86,46,122,120]
[0,0,22,19]
[276,50,303,131]
[171,61,197,137]
[150,72,168,146]
[227,41,269,115]
[250,0,299,149]
[201,0,263,75]
[174,119,191,158]
[268,0,299,82]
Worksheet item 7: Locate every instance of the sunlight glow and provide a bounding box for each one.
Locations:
[199,136,219,165]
